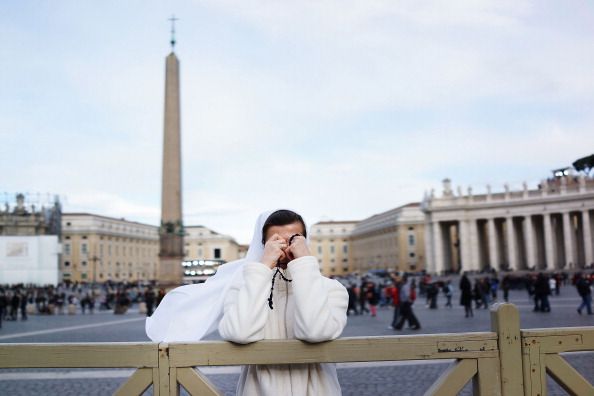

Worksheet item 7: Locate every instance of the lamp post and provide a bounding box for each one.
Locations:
[89,255,101,283]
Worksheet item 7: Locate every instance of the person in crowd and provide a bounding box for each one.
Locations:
[575,273,593,315]
[19,291,28,320]
[144,286,156,317]
[358,280,369,315]
[365,281,379,317]
[459,273,473,318]
[393,275,421,330]
[426,282,438,309]
[534,273,551,313]
[9,291,19,321]
[443,280,453,308]
[347,284,359,316]
[0,288,6,328]
[386,274,400,329]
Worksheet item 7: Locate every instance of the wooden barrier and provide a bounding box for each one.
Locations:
[0,304,592,395]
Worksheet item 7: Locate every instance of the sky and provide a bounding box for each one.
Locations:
[1,1,594,244]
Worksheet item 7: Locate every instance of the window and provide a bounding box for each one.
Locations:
[82,235,87,240]
[214,248,221,259]
[408,235,415,246]
[64,261,70,267]
[343,245,348,254]
[198,248,203,257]
[81,243,88,255]
[317,246,322,254]
[81,273,87,279]
[409,252,415,258]
[330,245,335,254]
[64,243,71,255]
[82,261,87,266]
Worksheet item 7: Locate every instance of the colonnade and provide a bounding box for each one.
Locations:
[427,209,594,273]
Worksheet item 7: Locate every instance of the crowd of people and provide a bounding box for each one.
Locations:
[1,270,592,331]
[0,281,166,328]
[336,270,593,329]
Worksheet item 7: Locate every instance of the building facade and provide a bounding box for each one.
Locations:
[309,221,358,276]
[184,225,243,262]
[61,213,159,283]
[423,176,594,274]
[0,193,61,237]
[350,204,425,273]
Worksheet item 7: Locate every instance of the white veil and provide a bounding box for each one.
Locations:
[145,210,273,342]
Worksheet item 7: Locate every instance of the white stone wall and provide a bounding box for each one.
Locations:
[423,176,594,274]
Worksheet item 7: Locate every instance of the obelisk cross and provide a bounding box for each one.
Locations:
[169,15,179,50]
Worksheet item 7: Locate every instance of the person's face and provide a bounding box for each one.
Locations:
[264,221,305,265]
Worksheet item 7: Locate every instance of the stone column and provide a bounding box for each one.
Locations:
[583,211,593,267]
[458,220,471,272]
[469,219,480,271]
[487,218,499,270]
[562,211,575,268]
[523,215,536,269]
[433,222,445,274]
[543,213,556,270]
[506,217,518,270]
[424,222,434,273]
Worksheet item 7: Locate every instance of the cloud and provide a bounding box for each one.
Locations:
[2,2,594,244]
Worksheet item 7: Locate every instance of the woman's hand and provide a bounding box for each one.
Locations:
[261,234,288,269]
[287,235,310,260]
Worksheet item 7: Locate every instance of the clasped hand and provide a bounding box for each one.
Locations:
[261,234,310,269]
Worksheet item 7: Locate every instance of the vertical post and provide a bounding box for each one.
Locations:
[562,211,575,268]
[543,214,555,270]
[469,219,480,271]
[524,216,536,270]
[459,220,471,272]
[490,303,523,395]
[582,210,593,267]
[506,217,517,270]
[158,343,171,396]
[433,221,444,274]
[488,218,499,270]
[425,221,434,273]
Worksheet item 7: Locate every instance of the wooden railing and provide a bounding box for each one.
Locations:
[0,304,592,395]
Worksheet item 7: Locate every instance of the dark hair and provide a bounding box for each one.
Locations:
[261,209,307,244]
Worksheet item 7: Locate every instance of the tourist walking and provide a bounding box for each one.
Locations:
[460,274,473,318]
[534,273,551,312]
[387,274,400,329]
[144,287,156,317]
[363,281,379,317]
[347,284,359,316]
[576,273,592,315]
[394,276,421,330]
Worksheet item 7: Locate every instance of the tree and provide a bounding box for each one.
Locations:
[572,154,594,177]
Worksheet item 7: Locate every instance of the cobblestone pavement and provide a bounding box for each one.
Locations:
[1,286,592,395]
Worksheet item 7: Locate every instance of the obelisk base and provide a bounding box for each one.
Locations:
[158,257,184,287]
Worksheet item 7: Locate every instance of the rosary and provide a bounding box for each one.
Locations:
[267,233,302,309]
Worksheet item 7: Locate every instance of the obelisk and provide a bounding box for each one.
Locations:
[158,16,184,285]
